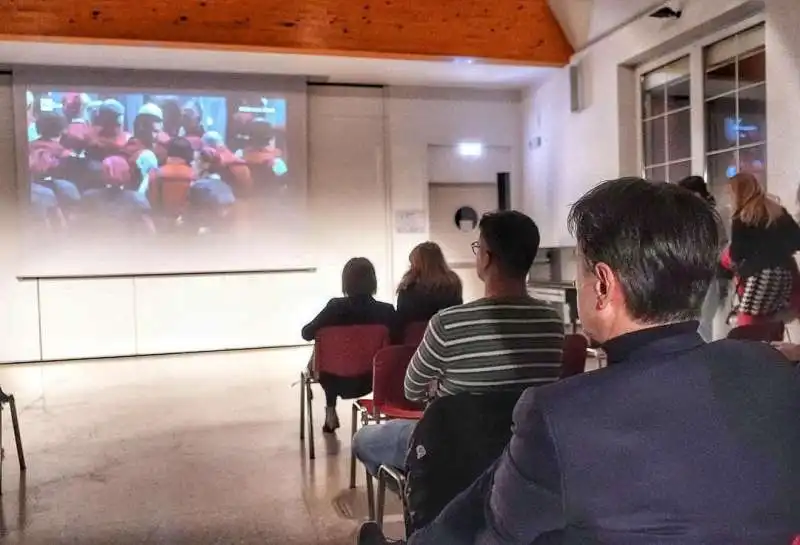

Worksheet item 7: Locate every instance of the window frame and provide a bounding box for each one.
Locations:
[634,14,766,186]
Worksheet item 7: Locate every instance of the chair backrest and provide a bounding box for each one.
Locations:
[402,321,428,347]
[373,345,424,411]
[404,391,522,534]
[314,325,390,377]
[561,333,589,378]
[727,322,784,342]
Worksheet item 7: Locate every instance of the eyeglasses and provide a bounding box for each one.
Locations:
[471,241,480,255]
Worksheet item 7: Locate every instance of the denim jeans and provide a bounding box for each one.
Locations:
[352,419,416,476]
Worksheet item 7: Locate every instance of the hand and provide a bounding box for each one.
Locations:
[770,342,800,363]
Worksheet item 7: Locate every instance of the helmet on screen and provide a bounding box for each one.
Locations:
[138,103,164,121]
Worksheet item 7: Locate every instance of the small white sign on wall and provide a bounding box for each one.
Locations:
[395,209,426,234]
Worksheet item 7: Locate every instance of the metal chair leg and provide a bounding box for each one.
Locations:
[366,468,375,520]
[299,372,306,441]
[349,403,359,489]
[306,380,315,460]
[376,470,387,530]
[8,397,24,472]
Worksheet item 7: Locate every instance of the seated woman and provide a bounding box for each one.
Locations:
[301,257,396,433]
[396,242,463,338]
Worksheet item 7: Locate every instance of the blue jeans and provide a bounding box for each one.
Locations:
[352,419,416,476]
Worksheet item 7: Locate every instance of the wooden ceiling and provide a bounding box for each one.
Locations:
[0,0,573,65]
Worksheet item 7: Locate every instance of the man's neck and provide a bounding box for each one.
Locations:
[484,280,528,300]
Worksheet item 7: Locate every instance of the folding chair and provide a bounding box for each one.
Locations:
[0,387,26,493]
[401,321,428,348]
[561,333,589,378]
[299,325,389,460]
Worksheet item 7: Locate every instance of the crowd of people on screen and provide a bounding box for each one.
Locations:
[27,92,287,236]
[303,175,800,545]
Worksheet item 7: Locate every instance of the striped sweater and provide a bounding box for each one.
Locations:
[404,296,565,402]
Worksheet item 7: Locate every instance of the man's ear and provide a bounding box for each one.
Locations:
[593,262,615,299]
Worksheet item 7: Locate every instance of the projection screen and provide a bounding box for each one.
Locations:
[13,67,309,277]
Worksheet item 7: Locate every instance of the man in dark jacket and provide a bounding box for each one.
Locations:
[358,177,800,545]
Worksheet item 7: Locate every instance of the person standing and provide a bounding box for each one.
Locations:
[676,175,725,340]
[726,172,800,326]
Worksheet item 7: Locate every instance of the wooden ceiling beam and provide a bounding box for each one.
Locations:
[0,0,573,65]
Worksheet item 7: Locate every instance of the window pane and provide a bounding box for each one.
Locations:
[739,145,766,179]
[707,151,738,189]
[645,165,667,182]
[667,161,692,183]
[705,61,736,98]
[667,110,691,162]
[666,76,691,112]
[643,117,666,166]
[642,85,666,118]
[739,49,765,86]
[643,56,689,117]
[706,95,737,152]
[738,84,767,146]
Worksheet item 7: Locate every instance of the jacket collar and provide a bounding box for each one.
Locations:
[601,321,704,365]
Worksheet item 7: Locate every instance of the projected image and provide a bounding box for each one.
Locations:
[25,89,290,237]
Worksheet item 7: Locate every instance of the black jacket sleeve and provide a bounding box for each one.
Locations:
[301,299,337,341]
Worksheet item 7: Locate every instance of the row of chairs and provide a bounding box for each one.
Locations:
[299,321,783,535]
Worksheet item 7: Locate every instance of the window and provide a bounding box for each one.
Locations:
[637,21,766,195]
[641,57,692,183]
[705,25,766,195]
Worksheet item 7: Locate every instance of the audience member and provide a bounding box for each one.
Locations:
[187,147,236,235]
[301,258,396,433]
[201,131,253,198]
[727,172,800,326]
[396,242,463,335]
[29,111,69,159]
[676,175,725,340]
[148,137,196,219]
[352,211,564,477]
[357,177,800,545]
[60,92,93,153]
[82,156,156,235]
[86,99,130,162]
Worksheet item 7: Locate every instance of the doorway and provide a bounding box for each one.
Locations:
[428,182,497,302]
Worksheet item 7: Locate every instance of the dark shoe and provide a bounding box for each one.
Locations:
[323,407,340,433]
[355,521,403,545]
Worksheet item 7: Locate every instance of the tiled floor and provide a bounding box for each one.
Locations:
[0,348,403,544]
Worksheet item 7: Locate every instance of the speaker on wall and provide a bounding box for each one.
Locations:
[569,63,582,113]
[497,172,511,210]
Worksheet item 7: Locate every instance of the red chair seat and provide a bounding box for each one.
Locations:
[357,399,423,420]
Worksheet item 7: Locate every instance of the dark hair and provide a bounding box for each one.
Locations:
[568,177,720,324]
[35,112,66,140]
[248,120,276,148]
[676,176,716,206]
[342,257,378,297]
[167,137,195,165]
[479,210,541,279]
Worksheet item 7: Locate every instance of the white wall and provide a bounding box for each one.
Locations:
[522,0,762,251]
[764,0,800,214]
[0,83,522,362]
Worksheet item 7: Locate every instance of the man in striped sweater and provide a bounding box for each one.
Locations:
[352,210,564,476]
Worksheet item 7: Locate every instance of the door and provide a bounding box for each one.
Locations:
[428,183,497,302]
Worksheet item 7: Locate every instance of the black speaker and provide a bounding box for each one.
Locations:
[497,172,511,210]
